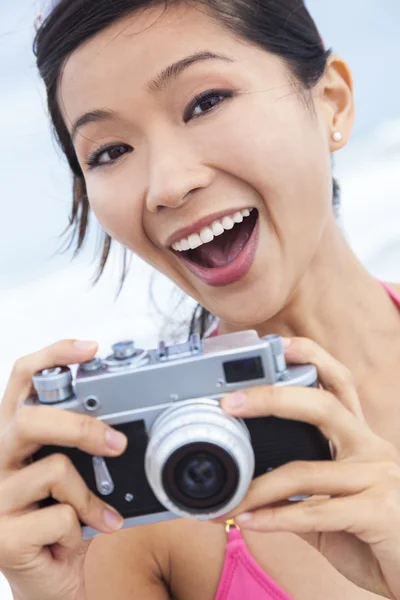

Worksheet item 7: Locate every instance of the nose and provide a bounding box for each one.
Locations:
[145,134,214,213]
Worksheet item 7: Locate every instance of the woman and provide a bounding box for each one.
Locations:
[1,1,400,599]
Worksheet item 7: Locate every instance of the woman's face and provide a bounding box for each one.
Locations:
[60,3,350,328]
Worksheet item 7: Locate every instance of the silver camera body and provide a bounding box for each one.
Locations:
[29,331,331,539]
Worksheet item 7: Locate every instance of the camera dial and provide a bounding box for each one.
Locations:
[32,366,74,404]
[103,340,149,371]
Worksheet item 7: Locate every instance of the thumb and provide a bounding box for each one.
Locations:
[51,536,95,563]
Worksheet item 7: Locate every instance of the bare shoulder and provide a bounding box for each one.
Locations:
[385,281,400,295]
[84,523,171,600]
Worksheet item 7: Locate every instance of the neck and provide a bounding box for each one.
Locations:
[219,220,400,380]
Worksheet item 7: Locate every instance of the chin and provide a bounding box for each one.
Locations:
[197,251,288,331]
[212,280,283,331]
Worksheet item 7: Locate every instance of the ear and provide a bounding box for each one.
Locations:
[316,55,355,152]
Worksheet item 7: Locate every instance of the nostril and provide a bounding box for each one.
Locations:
[149,187,200,213]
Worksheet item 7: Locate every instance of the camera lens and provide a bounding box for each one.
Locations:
[177,452,224,499]
[145,399,255,519]
[162,442,239,512]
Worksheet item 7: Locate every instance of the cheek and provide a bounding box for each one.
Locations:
[86,178,146,251]
[209,96,331,228]
[86,177,183,287]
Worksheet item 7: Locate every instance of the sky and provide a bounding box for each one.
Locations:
[0,1,399,598]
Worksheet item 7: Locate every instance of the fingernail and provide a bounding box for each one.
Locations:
[282,338,291,348]
[236,513,253,524]
[106,428,127,451]
[225,392,246,409]
[74,340,97,351]
[103,507,124,531]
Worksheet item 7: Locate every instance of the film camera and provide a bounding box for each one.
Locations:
[28,330,332,539]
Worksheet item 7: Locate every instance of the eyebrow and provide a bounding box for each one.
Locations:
[70,51,233,143]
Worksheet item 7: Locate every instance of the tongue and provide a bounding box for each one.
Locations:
[190,212,256,268]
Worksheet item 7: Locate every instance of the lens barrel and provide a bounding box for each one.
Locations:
[145,399,255,520]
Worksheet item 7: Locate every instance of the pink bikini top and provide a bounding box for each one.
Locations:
[214,524,294,600]
[214,282,400,600]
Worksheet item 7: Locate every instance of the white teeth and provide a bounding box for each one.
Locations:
[199,227,214,244]
[188,233,202,249]
[180,238,190,251]
[211,221,224,236]
[221,216,235,230]
[171,208,255,253]
[233,211,243,223]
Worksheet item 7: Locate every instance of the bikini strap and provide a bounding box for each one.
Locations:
[225,519,242,542]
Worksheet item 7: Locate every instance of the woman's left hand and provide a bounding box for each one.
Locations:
[214,337,400,600]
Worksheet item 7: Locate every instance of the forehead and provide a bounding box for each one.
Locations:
[60,5,236,115]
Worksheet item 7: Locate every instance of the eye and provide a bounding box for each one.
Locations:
[184,89,235,123]
[86,143,133,170]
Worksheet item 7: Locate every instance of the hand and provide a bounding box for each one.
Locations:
[215,337,400,599]
[0,340,128,600]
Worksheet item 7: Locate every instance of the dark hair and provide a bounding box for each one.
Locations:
[34,0,338,338]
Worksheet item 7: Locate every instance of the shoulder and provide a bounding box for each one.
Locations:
[84,523,171,599]
[384,281,400,295]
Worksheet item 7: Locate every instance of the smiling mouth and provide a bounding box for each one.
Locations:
[172,209,258,269]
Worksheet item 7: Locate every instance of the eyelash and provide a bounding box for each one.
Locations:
[85,88,236,170]
[183,87,235,123]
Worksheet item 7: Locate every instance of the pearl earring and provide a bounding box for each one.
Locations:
[332,131,342,142]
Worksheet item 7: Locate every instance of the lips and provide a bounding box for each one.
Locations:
[172,210,259,286]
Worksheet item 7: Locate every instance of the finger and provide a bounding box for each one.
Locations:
[52,537,94,563]
[233,495,353,532]
[217,460,387,520]
[221,384,369,457]
[232,490,397,542]
[0,453,124,534]
[283,337,365,421]
[1,339,98,421]
[1,405,127,467]
[0,504,84,568]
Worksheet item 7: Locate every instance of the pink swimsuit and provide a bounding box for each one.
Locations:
[214,282,400,600]
[214,525,293,600]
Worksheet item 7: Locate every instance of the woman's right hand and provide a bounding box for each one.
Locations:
[0,340,128,600]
